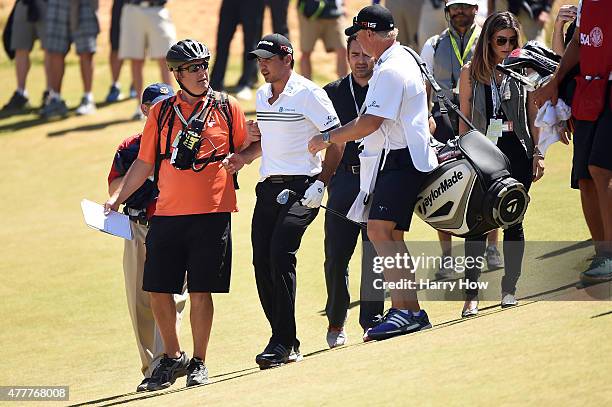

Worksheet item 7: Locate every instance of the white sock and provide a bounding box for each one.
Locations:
[400,309,422,317]
[112,81,120,88]
[83,92,93,102]
[49,90,61,101]
[16,88,27,97]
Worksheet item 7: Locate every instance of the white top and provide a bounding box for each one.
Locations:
[576,0,582,27]
[363,42,438,172]
[256,72,340,178]
[420,35,438,72]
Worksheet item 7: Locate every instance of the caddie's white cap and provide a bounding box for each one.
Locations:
[446,0,479,6]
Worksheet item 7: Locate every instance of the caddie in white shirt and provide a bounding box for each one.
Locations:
[222,33,344,369]
[309,4,439,342]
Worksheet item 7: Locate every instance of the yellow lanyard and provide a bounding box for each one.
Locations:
[449,28,478,67]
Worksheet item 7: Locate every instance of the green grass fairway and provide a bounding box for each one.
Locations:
[1,0,609,405]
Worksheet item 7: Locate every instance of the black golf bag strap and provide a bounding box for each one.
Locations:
[213,91,239,190]
[154,96,177,186]
[402,45,476,132]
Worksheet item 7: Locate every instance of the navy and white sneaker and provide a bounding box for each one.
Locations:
[255,343,292,370]
[364,309,432,341]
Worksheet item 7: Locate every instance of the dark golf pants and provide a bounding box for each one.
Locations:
[252,177,319,348]
[324,169,385,330]
[210,0,264,90]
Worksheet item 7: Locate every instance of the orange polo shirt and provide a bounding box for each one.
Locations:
[138,91,246,216]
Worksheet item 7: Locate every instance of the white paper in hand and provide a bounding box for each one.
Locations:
[81,199,133,240]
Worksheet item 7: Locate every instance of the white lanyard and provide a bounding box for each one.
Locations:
[490,74,507,118]
[173,94,211,128]
[348,74,366,117]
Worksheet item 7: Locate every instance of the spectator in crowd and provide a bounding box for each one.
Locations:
[2,0,51,113]
[418,0,448,52]
[458,11,544,316]
[385,0,423,49]
[209,0,265,101]
[534,0,612,284]
[40,0,99,119]
[321,34,384,347]
[105,0,129,103]
[297,0,348,79]
[107,83,188,392]
[265,0,291,39]
[119,0,176,120]
[488,0,554,43]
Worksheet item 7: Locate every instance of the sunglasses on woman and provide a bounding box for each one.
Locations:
[495,36,518,47]
[178,62,209,73]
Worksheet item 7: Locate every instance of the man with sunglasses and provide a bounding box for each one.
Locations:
[309,4,439,341]
[105,39,248,391]
[223,33,343,368]
[107,83,189,392]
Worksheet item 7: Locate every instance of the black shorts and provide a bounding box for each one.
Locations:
[571,83,612,189]
[143,212,232,293]
[369,148,428,231]
[110,0,124,51]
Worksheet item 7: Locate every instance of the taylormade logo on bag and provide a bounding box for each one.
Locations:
[421,170,464,212]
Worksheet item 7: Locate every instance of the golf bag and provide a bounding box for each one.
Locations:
[403,46,530,238]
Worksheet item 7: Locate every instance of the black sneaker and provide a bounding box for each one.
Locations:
[255,343,291,370]
[40,97,68,119]
[136,378,150,392]
[186,357,209,387]
[2,91,30,111]
[147,352,189,391]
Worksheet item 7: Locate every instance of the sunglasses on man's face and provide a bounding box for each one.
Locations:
[178,62,209,73]
[495,36,518,47]
[448,4,474,12]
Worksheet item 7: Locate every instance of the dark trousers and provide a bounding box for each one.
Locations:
[210,0,264,90]
[324,169,385,330]
[252,177,319,347]
[265,0,290,39]
[464,132,533,298]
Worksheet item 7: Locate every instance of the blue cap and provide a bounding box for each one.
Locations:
[142,83,175,105]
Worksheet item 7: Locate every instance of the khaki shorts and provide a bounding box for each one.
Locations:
[10,0,47,51]
[119,4,176,60]
[298,14,346,53]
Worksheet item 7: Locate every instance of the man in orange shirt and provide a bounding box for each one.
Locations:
[105,39,247,391]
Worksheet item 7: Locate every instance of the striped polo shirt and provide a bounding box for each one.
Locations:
[256,72,340,178]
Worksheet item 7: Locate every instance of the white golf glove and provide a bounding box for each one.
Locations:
[301,180,325,208]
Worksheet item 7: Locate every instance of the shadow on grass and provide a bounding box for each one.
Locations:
[71,279,603,406]
[0,99,133,134]
[591,310,612,319]
[47,117,138,137]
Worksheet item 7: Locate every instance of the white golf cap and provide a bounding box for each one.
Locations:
[446,0,479,6]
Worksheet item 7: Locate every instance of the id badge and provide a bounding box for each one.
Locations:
[486,118,503,145]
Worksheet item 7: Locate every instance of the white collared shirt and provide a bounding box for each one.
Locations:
[363,42,438,172]
[256,71,340,178]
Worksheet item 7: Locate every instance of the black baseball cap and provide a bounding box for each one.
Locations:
[141,83,174,105]
[345,5,395,36]
[248,34,294,60]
